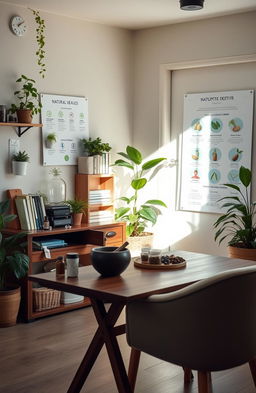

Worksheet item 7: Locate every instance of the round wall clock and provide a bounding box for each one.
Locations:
[10,16,27,37]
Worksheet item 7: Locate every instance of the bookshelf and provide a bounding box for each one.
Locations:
[75,174,115,225]
[3,222,126,321]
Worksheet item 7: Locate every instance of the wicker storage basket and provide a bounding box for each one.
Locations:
[33,287,61,311]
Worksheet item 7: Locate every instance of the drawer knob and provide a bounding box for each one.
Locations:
[105,231,116,238]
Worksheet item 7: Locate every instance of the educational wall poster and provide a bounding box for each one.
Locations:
[179,90,254,214]
[41,94,89,165]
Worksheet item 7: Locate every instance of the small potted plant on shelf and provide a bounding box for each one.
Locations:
[12,150,30,176]
[9,74,42,123]
[45,132,57,148]
[0,200,29,327]
[78,137,112,174]
[213,166,256,260]
[112,145,167,252]
[65,198,88,226]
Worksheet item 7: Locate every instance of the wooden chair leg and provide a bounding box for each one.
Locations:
[197,371,212,393]
[183,367,194,383]
[249,359,256,386]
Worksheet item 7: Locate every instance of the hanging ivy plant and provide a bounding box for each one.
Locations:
[30,9,46,78]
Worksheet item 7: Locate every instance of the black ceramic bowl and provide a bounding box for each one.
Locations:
[91,247,131,277]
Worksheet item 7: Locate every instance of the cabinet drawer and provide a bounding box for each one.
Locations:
[103,226,124,245]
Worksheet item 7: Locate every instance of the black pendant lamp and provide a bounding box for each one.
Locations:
[180,0,204,10]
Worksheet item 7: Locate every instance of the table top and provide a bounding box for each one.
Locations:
[29,250,256,303]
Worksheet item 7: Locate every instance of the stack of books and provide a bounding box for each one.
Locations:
[15,194,46,230]
[89,190,112,205]
[33,238,68,250]
[89,210,114,224]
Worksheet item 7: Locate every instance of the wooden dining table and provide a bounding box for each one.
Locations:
[29,250,256,393]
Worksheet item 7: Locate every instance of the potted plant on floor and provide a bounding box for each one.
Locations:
[0,200,29,327]
[45,132,57,148]
[9,74,42,123]
[78,137,112,174]
[65,198,88,226]
[113,146,167,251]
[12,150,30,176]
[213,166,256,260]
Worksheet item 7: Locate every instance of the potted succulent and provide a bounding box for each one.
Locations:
[65,198,88,226]
[78,137,112,174]
[9,74,42,123]
[113,146,167,251]
[45,132,57,148]
[0,200,29,327]
[12,150,30,176]
[214,166,256,260]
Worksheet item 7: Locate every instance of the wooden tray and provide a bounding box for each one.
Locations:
[134,257,186,270]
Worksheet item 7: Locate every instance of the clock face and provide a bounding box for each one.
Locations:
[10,16,27,37]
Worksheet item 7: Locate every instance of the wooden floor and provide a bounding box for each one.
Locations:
[0,306,255,393]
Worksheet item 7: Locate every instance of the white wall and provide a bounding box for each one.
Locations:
[0,3,133,200]
[132,12,256,256]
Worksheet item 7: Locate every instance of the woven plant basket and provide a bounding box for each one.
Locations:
[33,287,61,311]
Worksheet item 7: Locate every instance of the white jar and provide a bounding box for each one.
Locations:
[66,252,79,277]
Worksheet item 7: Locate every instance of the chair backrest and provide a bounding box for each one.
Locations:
[126,266,256,371]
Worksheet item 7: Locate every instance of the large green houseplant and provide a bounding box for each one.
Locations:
[9,74,42,123]
[113,146,167,241]
[213,166,256,260]
[0,200,29,326]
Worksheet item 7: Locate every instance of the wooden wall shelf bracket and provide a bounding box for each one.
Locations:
[0,122,43,137]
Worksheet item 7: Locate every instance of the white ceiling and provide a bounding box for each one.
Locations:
[2,0,256,29]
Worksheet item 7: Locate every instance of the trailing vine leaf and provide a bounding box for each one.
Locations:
[30,9,46,78]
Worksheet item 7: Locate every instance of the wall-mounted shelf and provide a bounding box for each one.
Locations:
[0,122,43,137]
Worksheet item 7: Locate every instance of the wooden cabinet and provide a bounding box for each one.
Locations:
[75,174,115,224]
[4,222,126,321]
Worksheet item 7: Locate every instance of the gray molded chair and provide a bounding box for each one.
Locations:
[126,266,256,393]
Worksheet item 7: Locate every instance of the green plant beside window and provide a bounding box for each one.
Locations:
[46,133,57,142]
[12,151,30,162]
[113,146,167,237]
[214,166,256,248]
[81,137,111,156]
[66,199,88,214]
[9,75,42,116]
[0,200,29,289]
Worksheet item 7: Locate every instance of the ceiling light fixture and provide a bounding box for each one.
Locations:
[180,0,204,11]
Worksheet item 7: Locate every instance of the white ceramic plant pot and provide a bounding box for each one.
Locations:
[12,161,28,176]
[45,139,55,149]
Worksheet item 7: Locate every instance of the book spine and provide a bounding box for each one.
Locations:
[15,198,30,230]
[31,197,40,230]
[35,195,44,229]
[25,195,35,230]
[28,195,36,230]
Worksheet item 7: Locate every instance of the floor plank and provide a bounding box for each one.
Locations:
[0,307,255,393]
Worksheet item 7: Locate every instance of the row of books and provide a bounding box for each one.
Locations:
[15,194,46,230]
[89,189,112,205]
[89,210,114,224]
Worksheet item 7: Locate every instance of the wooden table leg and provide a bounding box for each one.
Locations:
[91,299,133,393]
[128,348,141,392]
[67,301,127,393]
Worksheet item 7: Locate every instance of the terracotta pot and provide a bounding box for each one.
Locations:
[127,232,154,255]
[72,213,83,226]
[228,246,256,261]
[16,109,32,123]
[0,287,21,327]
